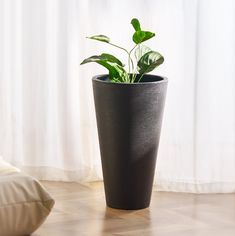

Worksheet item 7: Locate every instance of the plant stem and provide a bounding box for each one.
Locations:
[107,43,139,83]
[137,73,145,83]
[107,42,129,54]
[129,44,138,55]
[128,45,137,73]
[129,44,138,83]
[131,68,138,83]
[107,42,131,81]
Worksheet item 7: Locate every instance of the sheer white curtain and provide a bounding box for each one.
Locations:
[0,0,235,192]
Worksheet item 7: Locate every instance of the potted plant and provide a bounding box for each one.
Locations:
[81,18,167,210]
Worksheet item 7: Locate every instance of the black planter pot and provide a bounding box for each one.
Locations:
[92,74,168,210]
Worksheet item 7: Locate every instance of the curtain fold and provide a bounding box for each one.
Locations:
[0,0,235,192]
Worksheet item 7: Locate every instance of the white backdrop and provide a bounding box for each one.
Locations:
[0,0,235,192]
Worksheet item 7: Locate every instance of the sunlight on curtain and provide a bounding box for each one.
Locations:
[0,0,235,192]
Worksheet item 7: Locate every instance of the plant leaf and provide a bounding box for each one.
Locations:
[131,18,141,31]
[132,31,145,44]
[142,31,155,42]
[137,51,164,74]
[80,54,128,82]
[132,31,155,44]
[87,35,110,43]
[80,55,102,65]
[80,53,124,66]
[98,61,128,82]
[135,45,151,62]
[100,53,124,66]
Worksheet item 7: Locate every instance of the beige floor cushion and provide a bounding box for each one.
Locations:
[0,157,54,236]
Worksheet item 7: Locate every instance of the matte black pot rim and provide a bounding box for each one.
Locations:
[92,74,168,85]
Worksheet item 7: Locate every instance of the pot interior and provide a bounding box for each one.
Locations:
[98,74,165,83]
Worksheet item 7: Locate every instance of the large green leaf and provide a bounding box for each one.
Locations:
[80,53,123,66]
[80,54,128,82]
[135,45,151,62]
[98,61,128,82]
[100,53,124,66]
[80,55,102,65]
[87,35,110,43]
[133,31,155,44]
[131,18,141,31]
[131,18,155,44]
[137,51,164,74]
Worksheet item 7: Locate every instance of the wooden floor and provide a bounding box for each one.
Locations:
[33,181,235,236]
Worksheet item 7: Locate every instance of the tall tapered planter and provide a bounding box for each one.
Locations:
[93,74,168,210]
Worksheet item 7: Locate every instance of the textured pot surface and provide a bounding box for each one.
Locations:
[92,74,168,210]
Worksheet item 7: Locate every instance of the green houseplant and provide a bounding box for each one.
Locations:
[81,18,168,210]
[81,18,164,83]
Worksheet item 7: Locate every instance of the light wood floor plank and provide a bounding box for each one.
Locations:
[33,181,235,236]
